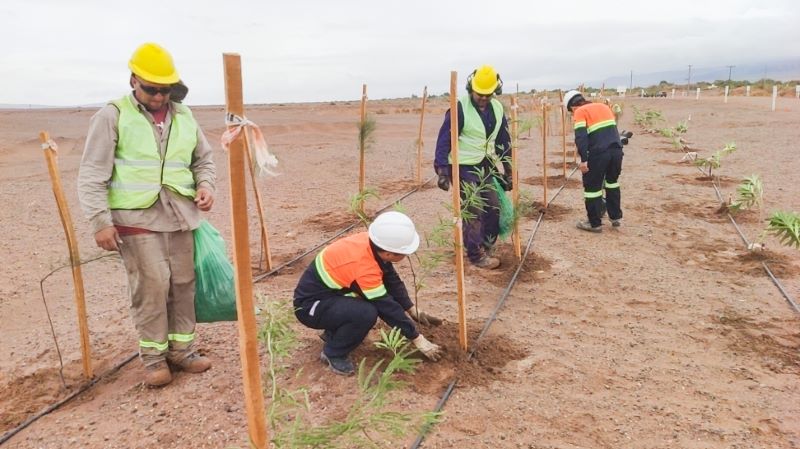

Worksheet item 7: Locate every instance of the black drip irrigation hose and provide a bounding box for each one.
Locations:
[410,168,578,449]
[0,352,138,446]
[702,164,798,314]
[253,175,435,283]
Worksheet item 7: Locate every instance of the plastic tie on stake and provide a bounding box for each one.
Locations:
[221,112,279,177]
[41,139,58,153]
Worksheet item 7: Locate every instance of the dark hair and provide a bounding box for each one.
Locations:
[568,95,590,111]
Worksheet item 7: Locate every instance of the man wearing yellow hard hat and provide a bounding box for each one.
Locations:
[78,43,216,387]
[434,65,512,270]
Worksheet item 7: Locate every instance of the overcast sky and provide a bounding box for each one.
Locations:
[1,0,798,106]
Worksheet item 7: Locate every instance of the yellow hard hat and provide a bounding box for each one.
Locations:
[128,43,180,85]
[470,65,500,95]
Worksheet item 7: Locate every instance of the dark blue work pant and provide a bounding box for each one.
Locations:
[457,164,500,262]
[294,295,419,358]
[582,148,623,227]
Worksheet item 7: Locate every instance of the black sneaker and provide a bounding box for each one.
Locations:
[576,220,602,233]
[320,352,355,376]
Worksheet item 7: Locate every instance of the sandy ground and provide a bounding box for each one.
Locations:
[0,93,798,449]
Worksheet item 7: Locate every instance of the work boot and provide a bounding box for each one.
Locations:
[145,361,172,387]
[320,352,355,376]
[171,352,212,374]
[576,220,602,233]
[611,218,622,227]
[472,255,501,270]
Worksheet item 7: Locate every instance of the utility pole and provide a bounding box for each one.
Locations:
[629,70,633,90]
[686,65,692,94]
[726,65,735,84]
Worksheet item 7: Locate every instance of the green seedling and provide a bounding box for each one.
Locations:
[728,175,763,214]
[349,187,381,227]
[694,142,737,179]
[764,210,800,249]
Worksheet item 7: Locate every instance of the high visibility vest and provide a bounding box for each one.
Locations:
[314,233,388,300]
[107,95,198,209]
[450,95,503,165]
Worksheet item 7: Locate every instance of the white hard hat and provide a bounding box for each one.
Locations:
[563,90,583,111]
[368,211,420,255]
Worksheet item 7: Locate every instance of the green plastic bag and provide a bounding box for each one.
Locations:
[492,177,514,240]
[193,220,237,322]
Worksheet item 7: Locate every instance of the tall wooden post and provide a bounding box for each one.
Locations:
[559,90,567,178]
[358,84,368,213]
[222,53,268,449]
[510,97,521,260]
[415,86,428,185]
[541,104,548,207]
[449,72,468,351]
[39,132,93,380]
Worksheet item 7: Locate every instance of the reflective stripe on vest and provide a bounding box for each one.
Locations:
[108,95,198,209]
[450,95,503,165]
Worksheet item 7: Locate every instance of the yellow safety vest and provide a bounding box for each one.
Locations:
[108,95,198,209]
[450,95,503,165]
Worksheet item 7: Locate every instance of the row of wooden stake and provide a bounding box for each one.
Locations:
[38,56,574,448]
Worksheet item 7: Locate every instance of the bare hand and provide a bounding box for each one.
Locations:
[195,187,214,211]
[579,162,589,174]
[95,226,121,251]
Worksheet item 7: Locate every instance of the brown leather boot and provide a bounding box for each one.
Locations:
[172,352,212,374]
[145,361,172,387]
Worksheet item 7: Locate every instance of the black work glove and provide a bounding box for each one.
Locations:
[437,174,451,191]
[498,173,513,191]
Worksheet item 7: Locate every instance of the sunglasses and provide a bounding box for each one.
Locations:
[137,81,172,96]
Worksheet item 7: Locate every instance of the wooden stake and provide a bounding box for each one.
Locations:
[449,72,468,352]
[415,86,428,185]
[559,90,566,178]
[541,104,548,207]
[243,134,272,271]
[358,84,367,213]
[529,97,535,138]
[39,131,93,380]
[510,97,521,260]
[222,53,268,449]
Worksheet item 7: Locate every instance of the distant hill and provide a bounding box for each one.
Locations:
[602,59,799,88]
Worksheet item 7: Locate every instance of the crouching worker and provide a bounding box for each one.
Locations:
[293,211,443,376]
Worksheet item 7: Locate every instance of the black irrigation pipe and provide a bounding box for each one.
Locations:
[410,168,578,449]
[698,159,798,314]
[0,352,138,446]
[253,175,435,283]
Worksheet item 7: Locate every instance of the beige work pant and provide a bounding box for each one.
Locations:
[119,230,197,367]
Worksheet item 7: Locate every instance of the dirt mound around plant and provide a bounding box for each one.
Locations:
[530,201,572,219]
[666,173,738,187]
[713,309,800,374]
[400,322,528,393]
[521,174,581,189]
